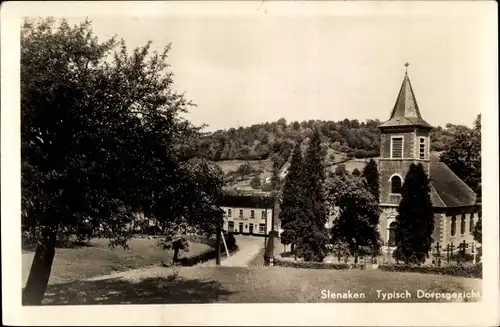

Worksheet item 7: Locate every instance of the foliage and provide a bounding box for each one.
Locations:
[473,216,482,244]
[250,174,261,189]
[378,264,482,279]
[280,229,296,246]
[296,130,329,262]
[440,114,481,201]
[278,142,306,242]
[326,173,381,262]
[236,162,254,181]
[273,259,363,270]
[334,164,348,176]
[351,168,361,177]
[21,18,223,304]
[195,117,470,166]
[362,159,380,202]
[394,164,434,264]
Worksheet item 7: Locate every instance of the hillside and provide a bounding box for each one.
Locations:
[194,118,471,190]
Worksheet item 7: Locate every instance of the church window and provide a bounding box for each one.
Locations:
[460,214,466,235]
[469,213,474,233]
[419,137,426,159]
[391,137,403,159]
[388,222,397,246]
[451,215,456,236]
[390,175,402,194]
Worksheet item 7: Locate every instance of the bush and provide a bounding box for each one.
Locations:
[274,258,363,270]
[378,264,482,279]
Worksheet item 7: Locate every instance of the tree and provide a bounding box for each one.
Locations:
[352,168,361,177]
[21,18,224,305]
[236,162,253,181]
[473,216,482,244]
[334,164,348,176]
[394,163,434,264]
[326,173,381,263]
[297,130,329,261]
[440,114,481,201]
[362,159,380,202]
[278,142,306,251]
[250,174,261,189]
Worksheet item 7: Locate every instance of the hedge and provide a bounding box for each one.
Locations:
[273,258,364,270]
[378,264,482,279]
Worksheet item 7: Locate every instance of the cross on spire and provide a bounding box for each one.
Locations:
[404,62,409,74]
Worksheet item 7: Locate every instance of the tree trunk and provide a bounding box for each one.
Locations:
[23,229,57,305]
[173,248,179,262]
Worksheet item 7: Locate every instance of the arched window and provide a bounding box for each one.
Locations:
[460,214,466,235]
[469,213,474,233]
[451,215,456,236]
[388,222,397,246]
[391,175,402,194]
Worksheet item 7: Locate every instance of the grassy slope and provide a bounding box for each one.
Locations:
[42,266,482,304]
[22,238,211,286]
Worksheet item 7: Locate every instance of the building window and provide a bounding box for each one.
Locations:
[228,221,234,232]
[460,214,466,235]
[469,213,474,233]
[250,210,255,219]
[419,137,426,159]
[388,222,397,247]
[261,210,267,219]
[259,223,266,233]
[451,215,456,236]
[390,175,402,194]
[239,210,243,218]
[391,137,403,159]
[227,209,232,217]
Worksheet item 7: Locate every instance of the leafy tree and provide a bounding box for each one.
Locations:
[362,159,380,202]
[236,162,253,180]
[473,216,482,244]
[352,168,361,177]
[440,114,481,200]
[280,229,296,252]
[21,18,223,305]
[297,130,329,261]
[394,163,434,264]
[326,173,380,263]
[334,164,348,176]
[250,174,261,189]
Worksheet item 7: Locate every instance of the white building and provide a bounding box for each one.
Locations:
[220,195,277,236]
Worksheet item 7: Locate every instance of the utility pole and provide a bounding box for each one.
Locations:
[216,223,221,266]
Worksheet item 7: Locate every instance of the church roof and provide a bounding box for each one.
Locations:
[429,154,478,208]
[379,70,433,129]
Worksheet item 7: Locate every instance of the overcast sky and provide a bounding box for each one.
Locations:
[62,4,491,132]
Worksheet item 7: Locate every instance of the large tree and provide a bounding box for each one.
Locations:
[394,163,434,264]
[296,130,329,261]
[362,159,380,202]
[21,18,223,305]
[440,114,481,201]
[278,142,305,250]
[326,173,381,263]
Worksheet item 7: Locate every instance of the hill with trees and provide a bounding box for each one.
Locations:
[196,118,473,166]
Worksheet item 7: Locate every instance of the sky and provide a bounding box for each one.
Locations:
[61,3,492,132]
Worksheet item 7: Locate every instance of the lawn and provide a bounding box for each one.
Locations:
[22,237,211,286]
[40,265,482,305]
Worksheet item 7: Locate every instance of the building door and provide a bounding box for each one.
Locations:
[249,223,254,234]
[239,222,244,234]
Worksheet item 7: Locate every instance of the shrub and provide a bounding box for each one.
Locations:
[378,264,482,279]
[273,258,363,270]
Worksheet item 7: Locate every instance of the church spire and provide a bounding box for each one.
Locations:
[379,65,433,129]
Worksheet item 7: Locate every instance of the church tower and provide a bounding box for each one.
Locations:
[378,64,434,247]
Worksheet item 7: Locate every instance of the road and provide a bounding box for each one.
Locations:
[221,235,266,267]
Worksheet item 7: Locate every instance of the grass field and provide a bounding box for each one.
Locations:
[22,237,211,286]
[40,265,482,304]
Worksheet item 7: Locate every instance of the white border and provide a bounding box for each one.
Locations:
[2,1,499,326]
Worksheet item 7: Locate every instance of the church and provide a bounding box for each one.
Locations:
[377,66,481,256]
